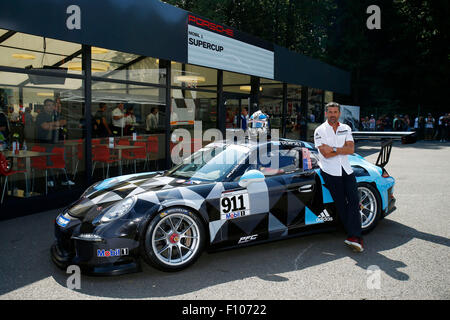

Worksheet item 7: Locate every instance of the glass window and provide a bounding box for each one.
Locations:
[284,84,302,139]
[260,78,284,132]
[223,71,251,94]
[0,28,9,37]
[0,71,85,201]
[287,84,302,100]
[260,97,282,130]
[90,81,166,180]
[307,88,324,142]
[91,50,165,85]
[308,88,323,124]
[224,96,250,129]
[0,31,82,76]
[172,63,217,89]
[324,91,334,104]
[170,89,217,167]
[260,79,283,97]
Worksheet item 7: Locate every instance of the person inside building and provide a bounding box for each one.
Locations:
[146,107,159,133]
[23,106,35,141]
[35,99,74,187]
[124,105,137,136]
[93,103,112,138]
[234,107,249,131]
[0,105,10,148]
[111,102,125,136]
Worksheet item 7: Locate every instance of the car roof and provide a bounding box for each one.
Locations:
[204,138,310,151]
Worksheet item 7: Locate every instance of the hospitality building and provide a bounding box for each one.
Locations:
[0,0,350,218]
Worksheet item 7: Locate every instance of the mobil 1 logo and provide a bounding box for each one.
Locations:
[220,189,250,220]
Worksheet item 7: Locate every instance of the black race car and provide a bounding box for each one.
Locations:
[51,139,396,275]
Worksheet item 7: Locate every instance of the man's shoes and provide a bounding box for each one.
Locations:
[344,237,364,252]
[62,180,75,186]
[47,181,55,187]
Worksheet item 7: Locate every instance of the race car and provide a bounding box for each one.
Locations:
[51,138,396,275]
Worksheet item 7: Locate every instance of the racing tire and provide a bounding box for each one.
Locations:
[358,182,382,234]
[141,207,206,272]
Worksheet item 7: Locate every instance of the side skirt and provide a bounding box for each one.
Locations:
[206,225,337,254]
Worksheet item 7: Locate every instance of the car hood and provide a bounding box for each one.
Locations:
[67,171,207,220]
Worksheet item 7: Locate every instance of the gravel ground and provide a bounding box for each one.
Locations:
[0,140,449,300]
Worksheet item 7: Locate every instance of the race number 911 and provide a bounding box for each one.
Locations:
[220,190,250,220]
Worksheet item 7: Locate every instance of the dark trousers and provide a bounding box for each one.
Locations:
[321,168,362,238]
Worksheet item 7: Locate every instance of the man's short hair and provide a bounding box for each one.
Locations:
[325,102,341,112]
[43,99,55,106]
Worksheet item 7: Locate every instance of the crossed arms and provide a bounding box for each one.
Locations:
[318,141,355,159]
[41,119,67,131]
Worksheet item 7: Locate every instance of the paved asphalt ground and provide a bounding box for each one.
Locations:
[0,140,449,300]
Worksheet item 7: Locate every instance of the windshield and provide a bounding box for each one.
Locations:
[166,144,250,182]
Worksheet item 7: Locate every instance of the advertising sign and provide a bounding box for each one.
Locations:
[339,105,361,131]
[187,15,274,79]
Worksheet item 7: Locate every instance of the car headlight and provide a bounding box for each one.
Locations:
[100,196,136,223]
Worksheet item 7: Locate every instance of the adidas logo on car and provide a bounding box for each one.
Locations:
[316,209,333,223]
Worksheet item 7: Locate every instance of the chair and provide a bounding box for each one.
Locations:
[147,136,159,170]
[92,145,119,179]
[117,139,135,173]
[1,153,28,204]
[72,139,83,180]
[47,147,72,187]
[30,145,49,195]
[132,142,147,172]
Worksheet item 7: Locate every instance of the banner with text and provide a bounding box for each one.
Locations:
[187,15,274,79]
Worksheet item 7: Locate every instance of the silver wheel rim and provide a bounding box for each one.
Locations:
[151,213,200,266]
[358,187,377,229]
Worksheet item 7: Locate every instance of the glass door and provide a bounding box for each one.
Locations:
[223,93,250,130]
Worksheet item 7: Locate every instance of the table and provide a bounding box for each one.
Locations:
[3,150,56,197]
[97,144,145,175]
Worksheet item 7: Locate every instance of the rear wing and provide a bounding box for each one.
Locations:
[352,131,417,144]
[375,139,393,168]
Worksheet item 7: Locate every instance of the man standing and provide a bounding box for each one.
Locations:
[35,99,73,187]
[314,102,363,252]
[111,102,125,136]
[369,115,376,131]
[146,107,159,133]
[93,103,112,137]
[425,113,435,140]
[36,99,66,144]
[234,107,249,131]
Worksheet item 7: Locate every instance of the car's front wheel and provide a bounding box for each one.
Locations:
[358,183,382,234]
[141,207,206,272]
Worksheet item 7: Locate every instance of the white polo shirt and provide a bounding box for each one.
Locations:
[314,121,354,176]
[112,107,125,128]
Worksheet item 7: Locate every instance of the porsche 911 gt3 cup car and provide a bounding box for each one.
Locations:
[51,139,396,275]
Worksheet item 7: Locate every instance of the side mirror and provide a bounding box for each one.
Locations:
[238,170,265,188]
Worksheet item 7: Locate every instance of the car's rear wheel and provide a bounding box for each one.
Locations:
[358,183,382,234]
[141,207,205,272]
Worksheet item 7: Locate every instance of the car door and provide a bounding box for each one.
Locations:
[207,177,270,249]
[263,147,318,238]
[265,170,316,237]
